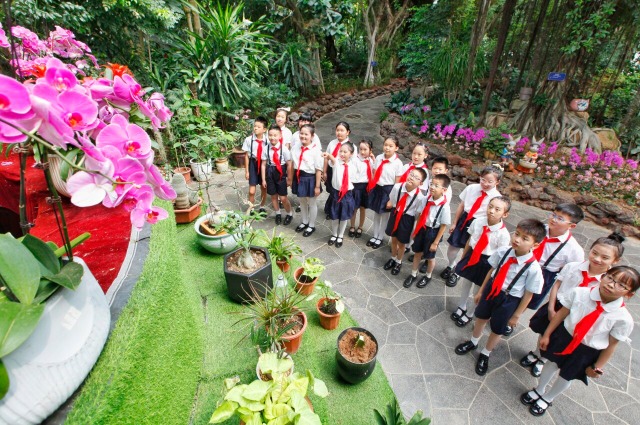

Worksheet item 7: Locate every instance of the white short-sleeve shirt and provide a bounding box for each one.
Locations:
[467,218,511,256]
[290,143,323,174]
[325,139,352,168]
[398,162,430,192]
[417,194,451,227]
[280,126,293,148]
[558,286,634,348]
[538,228,585,272]
[241,134,268,159]
[488,247,544,298]
[458,184,501,221]
[291,131,322,151]
[261,142,292,166]
[556,261,603,299]
[372,154,404,186]
[388,183,424,217]
[352,155,374,183]
[329,158,364,192]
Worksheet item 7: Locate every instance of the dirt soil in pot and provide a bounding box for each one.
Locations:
[319,301,339,315]
[338,329,377,363]
[226,249,267,273]
[282,314,304,336]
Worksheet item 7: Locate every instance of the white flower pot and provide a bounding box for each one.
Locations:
[0,258,110,425]
[194,212,240,254]
[190,159,212,182]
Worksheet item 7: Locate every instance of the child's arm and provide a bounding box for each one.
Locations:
[286,160,293,187]
[546,279,562,319]
[260,161,267,189]
[244,152,250,180]
[322,150,329,182]
[314,169,321,197]
[449,203,464,234]
[474,268,495,304]
[508,290,534,329]
[322,152,335,165]
[430,223,447,252]
[540,307,570,350]
[587,335,619,378]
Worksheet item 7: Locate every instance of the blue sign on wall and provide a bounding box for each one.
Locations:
[547,72,566,82]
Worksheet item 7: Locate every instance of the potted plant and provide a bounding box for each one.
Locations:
[315,280,344,330]
[170,173,202,224]
[209,370,328,425]
[221,210,273,303]
[294,258,325,295]
[374,399,431,425]
[256,351,294,381]
[482,124,513,160]
[264,230,302,273]
[336,327,379,384]
[194,210,240,254]
[0,233,110,423]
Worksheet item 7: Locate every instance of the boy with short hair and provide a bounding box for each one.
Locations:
[261,124,293,225]
[404,174,451,288]
[427,156,453,204]
[243,116,269,213]
[383,168,427,276]
[455,218,546,376]
[450,196,512,326]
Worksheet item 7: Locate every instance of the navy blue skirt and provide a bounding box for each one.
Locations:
[328,191,356,221]
[540,324,601,384]
[266,164,288,196]
[527,268,559,310]
[367,184,394,214]
[292,170,322,198]
[248,157,261,186]
[385,212,416,244]
[412,226,440,259]
[352,182,368,208]
[455,252,492,286]
[529,299,563,335]
[447,211,473,248]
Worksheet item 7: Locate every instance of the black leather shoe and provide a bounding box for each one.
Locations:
[295,206,301,213]
[372,239,382,249]
[440,266,452,280]
[408,254,415,262]
[328,236,337,246]
[348,227,356,237]
[455,313,472,327]
[419,261,428,274]
[446,273,460,287]
[391,262,402,275]
[475,354,489,376]
[503,325,514,336]
[531,360,544,377]
[295,223,307,233]
[520,351,539,367]
[455,340,477,355]
[529,398,552,416]
[303,227,315,237]
[366,238,376,247]
[383,259,396,270]
[451,307,466,321]
[335,238,343,248]
[404,275,418,288]
[416,275,431,288]
[283,215,293,225]
[275,214,282,225]
[520,389,542,406]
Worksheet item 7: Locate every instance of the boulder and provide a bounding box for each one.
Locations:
[574,194,598,206]
[593,128,621,151]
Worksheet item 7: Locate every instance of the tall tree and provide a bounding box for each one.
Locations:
[464,0,492,89]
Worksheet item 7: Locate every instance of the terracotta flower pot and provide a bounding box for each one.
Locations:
[174,198,202,224]
[276,258,291,273]
[293,267,317,295]
[316,298,341,330]
[230,148,246,168]
[282,311,307,354]
[173,166,191,183]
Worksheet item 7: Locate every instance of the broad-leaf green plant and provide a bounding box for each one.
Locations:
[0,232,90,399]
[300,257,325,280]
[315,280,344,315]
[213,210,266,270]
[263,230,302,262]
[374,398,431,425]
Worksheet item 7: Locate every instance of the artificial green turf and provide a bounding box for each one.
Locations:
[66,201,204,425]
[67,205,396,424]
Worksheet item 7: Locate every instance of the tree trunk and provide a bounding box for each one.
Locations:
[364,37,377,87]
[153,128,168,164]
[480,0,517,122]
[465,0,492,88]
[189,0,202,37]
[309,33,325,94]
[325,35,338,71]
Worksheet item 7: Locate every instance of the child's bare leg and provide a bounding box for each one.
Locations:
[390,237,399,259]
[396,242,406,262]
[472,318,488,340]
[271,195,279,211]
[358,207,366,228]
[426,258,436,275]
[485,332,502,351]
[248,185,256,206]
[412,252,424,272]
[280,195,291,213]
[259,186,267,207]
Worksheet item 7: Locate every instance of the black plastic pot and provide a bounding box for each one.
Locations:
[335,327,378,384]
[223,246,273,303]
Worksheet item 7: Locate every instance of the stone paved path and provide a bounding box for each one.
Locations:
[201,95,640,425]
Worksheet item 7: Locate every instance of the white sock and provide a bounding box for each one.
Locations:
[536,361,560,395]
[543,376,571,402]
[426,271,432,278]
[411,269,418,277]
[332,220,339,236]
[470,336,480,346]
[308,198,318,227]
[338,220,348,237]
[481,348,491,356]
[377,212,389,240]
[447,245,460,268]
[372,213,382,239]
[458,279,473,311]
[275,209,281,215]
[299,197,309,224]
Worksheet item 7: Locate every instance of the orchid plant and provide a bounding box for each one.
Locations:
[0,24,176,235]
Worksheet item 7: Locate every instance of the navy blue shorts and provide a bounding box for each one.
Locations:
[292,170,321,198]
[328,191,356,221]
[540,324,601,384]
[248,157,261,186]
[367,184,394,214]
[455,252,492,286]
[412,226,440,259]
[527,268,558,310]
[385,212,415,244]
[529,299,563,335]
[352,182,368,208]
[266,164,288,196]
[474,286,521,335]
[447,211,473,248]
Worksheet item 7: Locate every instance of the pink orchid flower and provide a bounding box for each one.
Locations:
[147,92,173,125]
[0,24,8,48]
[113,74,144,103]
[131,205,168,229]
[0,74,40,143]
[42,58,78,91]
[67,161,116,207]
[96,114,151,158]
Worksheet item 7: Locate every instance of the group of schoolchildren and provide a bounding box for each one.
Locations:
[243,111,638,417]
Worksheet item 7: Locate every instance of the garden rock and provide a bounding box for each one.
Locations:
[574,194,598,206]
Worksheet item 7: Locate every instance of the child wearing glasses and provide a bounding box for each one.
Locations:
[521,232,625,377]
[404,174,451,288]
[382,168,427,276]
[520,265,638,417]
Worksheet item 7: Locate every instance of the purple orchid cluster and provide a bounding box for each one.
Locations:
[0,24,176,229]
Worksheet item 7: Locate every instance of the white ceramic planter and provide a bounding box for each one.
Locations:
[194,212,240,254]
[190,159,212,182]
[0,258,110,425]
[215,158,229,173]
